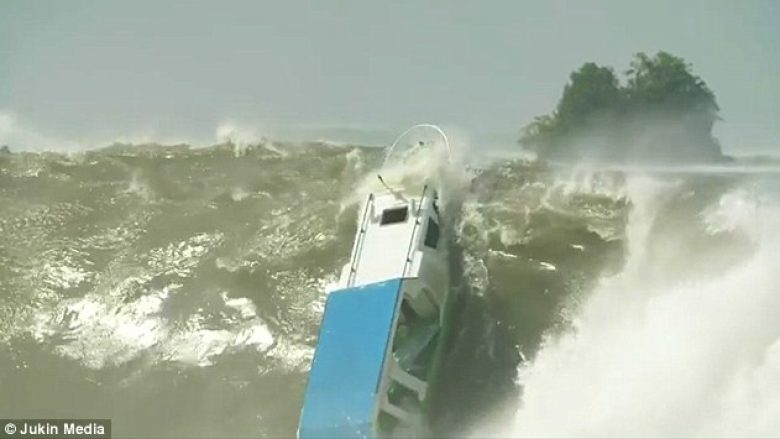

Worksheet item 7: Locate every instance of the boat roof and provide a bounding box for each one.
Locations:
[298,279,403,438]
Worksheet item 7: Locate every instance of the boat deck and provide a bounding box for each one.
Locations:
[298,279,403,438]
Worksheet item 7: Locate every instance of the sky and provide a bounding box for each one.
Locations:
[0,0,778,153]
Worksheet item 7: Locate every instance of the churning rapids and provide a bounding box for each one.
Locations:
[1,141,778,437]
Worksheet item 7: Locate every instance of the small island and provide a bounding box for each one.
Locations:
[521,52,727,163]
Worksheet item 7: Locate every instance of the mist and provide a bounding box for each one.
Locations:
[479,172,780,437]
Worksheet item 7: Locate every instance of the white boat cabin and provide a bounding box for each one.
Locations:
[338,183,449,321]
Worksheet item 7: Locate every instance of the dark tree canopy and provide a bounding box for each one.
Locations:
[556,63,622,132]
[522,52,724,162]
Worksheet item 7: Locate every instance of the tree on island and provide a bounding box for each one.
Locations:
[521,52,724,162]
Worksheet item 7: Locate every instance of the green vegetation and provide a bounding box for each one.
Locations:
[521,52,725,162]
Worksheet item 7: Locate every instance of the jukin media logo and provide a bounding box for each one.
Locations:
[1,420,110,438]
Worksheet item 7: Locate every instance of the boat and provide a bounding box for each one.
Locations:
[298,125,457,438]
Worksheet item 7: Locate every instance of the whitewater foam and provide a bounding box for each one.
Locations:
[490,175,780,437]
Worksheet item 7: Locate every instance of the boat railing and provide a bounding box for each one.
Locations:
[402,184,428,278]
[346,193,374,287]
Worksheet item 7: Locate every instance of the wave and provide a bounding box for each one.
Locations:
[1,141,778,436]
[485,175,780,437]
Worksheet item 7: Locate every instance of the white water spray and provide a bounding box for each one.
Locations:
[496,173,780,437]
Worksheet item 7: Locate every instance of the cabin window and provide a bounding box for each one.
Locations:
[380,206,409,225]
[424,218,440,249]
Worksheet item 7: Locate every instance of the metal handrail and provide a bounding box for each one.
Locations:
[383,124,452,166]
[346,193,374,287]
[401,184,428,278]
